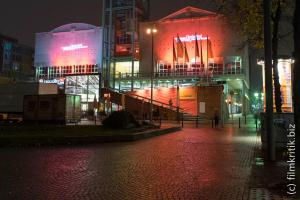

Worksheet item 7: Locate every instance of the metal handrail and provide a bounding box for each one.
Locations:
[115,68,244,79]
[104,87,184,112]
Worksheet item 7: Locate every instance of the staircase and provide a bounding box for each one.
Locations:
[181,113,206,122]
[101,88,183,120]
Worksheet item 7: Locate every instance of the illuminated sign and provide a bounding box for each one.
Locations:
[39,78,65,86]
[175,35,209,42]
[61,44,88,51]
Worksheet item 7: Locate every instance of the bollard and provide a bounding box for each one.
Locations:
[245,115,247,124]
[239,117,241,128]
[196,116,198,128]
[181,114,184,127]
[212,119,214,128]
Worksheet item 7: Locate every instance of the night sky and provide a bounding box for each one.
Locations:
[0,0,268,91]
[0,0,216,47]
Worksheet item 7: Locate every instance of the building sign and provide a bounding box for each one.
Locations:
[61,44,88,51]
[180,87,197,100]
[39,78,65,86]
[175,34,209,42]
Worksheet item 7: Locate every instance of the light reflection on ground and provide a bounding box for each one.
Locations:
[0,124,258,200]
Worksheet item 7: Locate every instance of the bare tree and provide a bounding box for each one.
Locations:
[215,0,290,113]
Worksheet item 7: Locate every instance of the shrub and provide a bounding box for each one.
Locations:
[102,111,139,129]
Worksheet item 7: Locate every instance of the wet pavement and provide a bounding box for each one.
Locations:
[0,122,258,200]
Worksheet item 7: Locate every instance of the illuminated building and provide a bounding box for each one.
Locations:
[115,6,251,117]
[34,23,104,111]
[258,57,294,112]
[35,5,251,118]
[102,0,150,89]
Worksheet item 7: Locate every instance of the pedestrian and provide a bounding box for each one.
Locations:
[168,99,173,109]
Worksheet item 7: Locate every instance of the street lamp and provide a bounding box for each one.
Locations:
[146,27,157,124]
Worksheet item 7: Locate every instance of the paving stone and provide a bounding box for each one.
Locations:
[0,123,259,200]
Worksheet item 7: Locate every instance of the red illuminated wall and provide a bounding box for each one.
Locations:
[139,14,243,74]
[131,87,198,115]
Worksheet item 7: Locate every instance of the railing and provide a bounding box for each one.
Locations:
[36,65,99,79]
[106,88,184,113]
[115,68,244,79]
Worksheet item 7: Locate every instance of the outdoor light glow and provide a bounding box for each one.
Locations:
[146,28,157,34]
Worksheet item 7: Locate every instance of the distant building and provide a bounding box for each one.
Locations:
[0,34,34,78]
[258,57,294,112]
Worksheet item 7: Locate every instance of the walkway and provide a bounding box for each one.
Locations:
[0,117,258,199]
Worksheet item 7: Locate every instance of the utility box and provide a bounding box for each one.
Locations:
[23,94,81,123]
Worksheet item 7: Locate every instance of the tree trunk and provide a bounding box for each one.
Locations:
[293,0,300,163]
[272,0,282,113]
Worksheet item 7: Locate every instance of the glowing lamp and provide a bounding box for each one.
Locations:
[146,28,158,34]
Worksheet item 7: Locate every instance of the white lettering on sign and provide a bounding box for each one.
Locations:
[62,44,88,51]
[175,35,209,42]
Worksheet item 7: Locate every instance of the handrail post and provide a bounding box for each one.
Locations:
[159,116,162,128]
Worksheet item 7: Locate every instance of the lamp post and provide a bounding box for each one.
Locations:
[146,27,157,124]
[263,0,275,161]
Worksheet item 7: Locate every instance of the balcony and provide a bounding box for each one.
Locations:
[115,67,244,80]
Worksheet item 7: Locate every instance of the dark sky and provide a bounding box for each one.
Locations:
[0,0,216,47]
[0,0,268,91]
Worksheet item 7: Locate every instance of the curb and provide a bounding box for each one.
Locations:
[0,126,182,147]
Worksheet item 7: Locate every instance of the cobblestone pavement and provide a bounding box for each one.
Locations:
[0,123,258,200]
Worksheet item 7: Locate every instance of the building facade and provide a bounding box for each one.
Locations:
[114,6,250,117]
[34,6,251,117]
[102,0,149,89]
[258,57,294,112]
[34,23,104,110]
[0,34,34,79]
